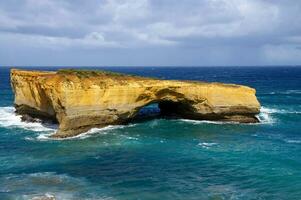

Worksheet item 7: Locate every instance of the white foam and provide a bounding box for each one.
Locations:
[31,193,56,200]
[0,107,57,132]
[178,119,239,125]
[284,139,301,144]
[257,106,301,124]
[264,90,301,95]
[257,106,283,124]
[0,106,137,141]
[198,142,218,149]
[260,106,301,114]
[260,107,279,114]
[177,107,283,125]
[283,90,301,94]
[124,136,139,140]
[36,124,136,141]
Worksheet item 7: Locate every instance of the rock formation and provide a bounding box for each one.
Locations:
[11,69,261,138]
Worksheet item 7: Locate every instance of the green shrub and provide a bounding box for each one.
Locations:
[57,69,136,78]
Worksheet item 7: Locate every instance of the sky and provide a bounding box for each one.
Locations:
[0,0,301,66]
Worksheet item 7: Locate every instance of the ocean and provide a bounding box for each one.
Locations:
[0,66,300,199]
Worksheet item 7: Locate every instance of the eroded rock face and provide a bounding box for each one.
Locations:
[11,69,261,138]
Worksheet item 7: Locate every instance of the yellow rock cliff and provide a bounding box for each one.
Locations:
[11,69,261,138]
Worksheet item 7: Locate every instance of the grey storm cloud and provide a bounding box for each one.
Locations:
[0,0,301,66]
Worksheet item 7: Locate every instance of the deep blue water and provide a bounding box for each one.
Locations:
[0,66,301,200]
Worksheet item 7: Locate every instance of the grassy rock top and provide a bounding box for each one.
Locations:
[57,69,141,79]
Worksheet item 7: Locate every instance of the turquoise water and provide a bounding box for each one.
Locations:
[0,67,301,199]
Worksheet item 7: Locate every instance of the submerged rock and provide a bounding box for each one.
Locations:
[20,114,41,123]
[11,69,261,138]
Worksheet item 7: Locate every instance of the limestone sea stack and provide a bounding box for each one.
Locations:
[10,69,261,138]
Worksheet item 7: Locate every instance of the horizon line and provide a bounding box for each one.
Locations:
[2,65,301,68]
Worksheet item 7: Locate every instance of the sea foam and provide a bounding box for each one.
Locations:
[0,105,298,140]
[257,107,275,124]
[0,106,135,141]
[178,119,239,125]
[0,107,57,132]
[260,106,301,114]
[36,125,134,141]
[198,142,218,149]
[258,106,301,124]
[178,106,283,125]
[262,90,301,95]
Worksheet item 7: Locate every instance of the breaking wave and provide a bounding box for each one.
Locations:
[260,107,301,114]
[0,106,136,141]
[258,106,301,124]
[1,105,299,140]
[36,124,135,141]
[0,107,57,132]
[198,142,218,149]
[178,106,300,125]
[262,90,301,95]
[257,107,275,124]
[178,119,239,125]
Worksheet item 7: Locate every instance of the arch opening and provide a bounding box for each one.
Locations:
[130,100,195,123]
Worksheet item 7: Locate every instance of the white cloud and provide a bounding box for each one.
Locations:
[0,0,301,65]
[102,0,150,23]
[0,0,286,44]
[0,31,121,50]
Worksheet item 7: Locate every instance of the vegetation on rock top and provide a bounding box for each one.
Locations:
[57,69,140,79]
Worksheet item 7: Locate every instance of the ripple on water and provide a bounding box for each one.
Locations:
[0,172,113,199]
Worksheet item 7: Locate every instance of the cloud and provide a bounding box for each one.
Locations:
[0,31,121,50]
[263,44,301,64]
[0,0,301,65]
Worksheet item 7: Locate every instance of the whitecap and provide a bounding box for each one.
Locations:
[178,119,239,125]
[257,110,274,124]
[257,107,301,124]
[262,90,301,95]
[284,139,301,144]
[259,107,279,114]
[0,106,137,141]
[124,136,139,140]
[30,193,56,200]
[260,106,301,114]
[257,106,290,124]
[0,106,57,132]
[198,142,218,149]
[284,90,301,94]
